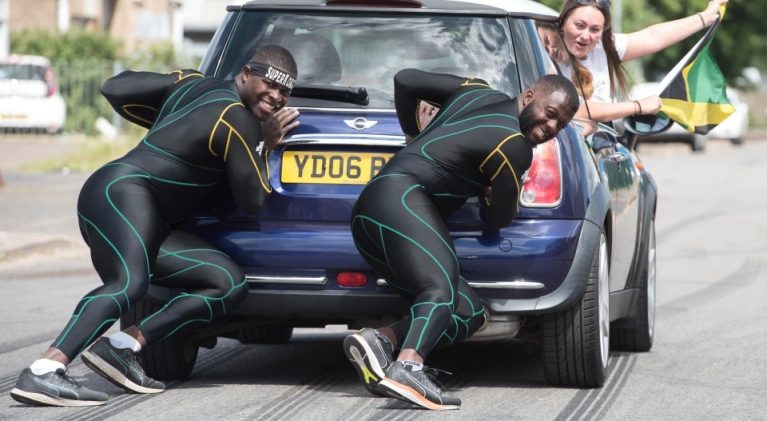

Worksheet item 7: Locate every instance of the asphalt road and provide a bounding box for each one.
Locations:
[0,136,766,420]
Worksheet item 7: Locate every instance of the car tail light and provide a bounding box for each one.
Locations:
[327,0,422,7]
[44,68,57,97]
[519,139,562,207]
[337,272,368,287]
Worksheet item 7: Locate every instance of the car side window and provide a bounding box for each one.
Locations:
[510,18,546,91]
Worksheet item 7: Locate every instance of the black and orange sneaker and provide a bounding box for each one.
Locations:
[378,361,460,410]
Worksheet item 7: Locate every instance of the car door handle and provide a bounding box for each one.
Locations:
[605,152,629,162]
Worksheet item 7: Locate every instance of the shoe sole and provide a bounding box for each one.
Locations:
[343,334,387,397]
[81,350,164,394]
[378,378,460,411]
[10,387,107,407]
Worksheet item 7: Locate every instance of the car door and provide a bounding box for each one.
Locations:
[591,130,640,291]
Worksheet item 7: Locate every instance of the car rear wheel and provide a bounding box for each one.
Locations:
[120,295,199,381]
[611,219,656,351]
[542,233,609,387]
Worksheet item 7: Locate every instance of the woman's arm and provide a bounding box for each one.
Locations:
[577,95,661,123]
[623,0,727,62]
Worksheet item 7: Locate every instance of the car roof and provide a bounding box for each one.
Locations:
[0,54,52,67]
[233,0,559,21]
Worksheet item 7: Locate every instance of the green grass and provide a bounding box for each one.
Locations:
[23,135,137,173]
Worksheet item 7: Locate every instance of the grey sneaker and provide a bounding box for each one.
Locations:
[81,337,165,394]
[10,368,108,407]
[378,361,461,410]
[343,328,394,396]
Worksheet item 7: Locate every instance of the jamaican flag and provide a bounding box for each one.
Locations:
[657,4,734,135]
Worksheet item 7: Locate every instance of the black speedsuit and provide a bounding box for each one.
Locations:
[351,69,535,359]
[53,70,269,359]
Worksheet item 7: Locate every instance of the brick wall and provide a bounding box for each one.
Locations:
[109,0,172,54]
[9,0,57,32]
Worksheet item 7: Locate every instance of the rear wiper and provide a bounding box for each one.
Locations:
[291,84,369,106]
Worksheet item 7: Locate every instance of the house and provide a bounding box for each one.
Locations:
[1,0,241,57]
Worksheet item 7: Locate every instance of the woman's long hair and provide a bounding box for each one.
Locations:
[558,0,628,99]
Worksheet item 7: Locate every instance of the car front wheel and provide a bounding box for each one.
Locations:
[691,134,706,152]
[542,232,609,388]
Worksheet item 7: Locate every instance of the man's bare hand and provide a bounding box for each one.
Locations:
[417,101,439,130]
[261,107,300,150]
[483,186,492,206]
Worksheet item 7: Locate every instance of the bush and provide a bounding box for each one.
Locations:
[11,28,119,62]
[9,29,185,135]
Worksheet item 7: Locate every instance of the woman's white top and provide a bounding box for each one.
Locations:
[560,33,628,103]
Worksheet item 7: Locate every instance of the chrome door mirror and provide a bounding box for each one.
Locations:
[622,114,674,136]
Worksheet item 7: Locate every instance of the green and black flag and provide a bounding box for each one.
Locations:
[657,4,734,135]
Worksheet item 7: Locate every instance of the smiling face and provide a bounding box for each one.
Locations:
[519,89,575,145]
[561,5,606,60]
[237,65,292,121]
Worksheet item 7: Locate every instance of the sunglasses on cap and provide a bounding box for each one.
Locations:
[575,0,611,11]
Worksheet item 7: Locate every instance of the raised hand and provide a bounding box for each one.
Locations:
[261,107,300,150]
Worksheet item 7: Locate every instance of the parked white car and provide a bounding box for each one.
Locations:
[0,54,66,133]
[629,81,749,152]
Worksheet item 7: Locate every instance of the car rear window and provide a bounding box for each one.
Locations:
[0,64,46,81]
[214,11,520,109]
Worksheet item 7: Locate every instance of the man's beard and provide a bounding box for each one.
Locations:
[519,100,536,141]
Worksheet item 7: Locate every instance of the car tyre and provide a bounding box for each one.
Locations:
[119,295,199,381]
[691,134,706,152]
[238,325,294,344]
[542,233,610,388]
[611,220,656,352]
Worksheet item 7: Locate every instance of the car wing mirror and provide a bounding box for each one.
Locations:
[622,114,673,136]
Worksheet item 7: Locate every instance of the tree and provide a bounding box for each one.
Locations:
[644,0,767,84]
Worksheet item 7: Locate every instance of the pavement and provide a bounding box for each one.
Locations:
[0,136,90,269]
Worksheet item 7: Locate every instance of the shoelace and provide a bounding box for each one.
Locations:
[115,348,144,373]
[130,354,149,375]
[419,366,453,394]
[55,369,82,388]
[422,366,452,378]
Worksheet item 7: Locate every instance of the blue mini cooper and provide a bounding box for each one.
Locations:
[123,0,658,389]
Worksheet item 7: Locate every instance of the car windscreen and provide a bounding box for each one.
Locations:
[214,11,519,109]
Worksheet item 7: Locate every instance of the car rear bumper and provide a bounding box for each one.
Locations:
[0,96,65,131]
[172,215,598,320]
